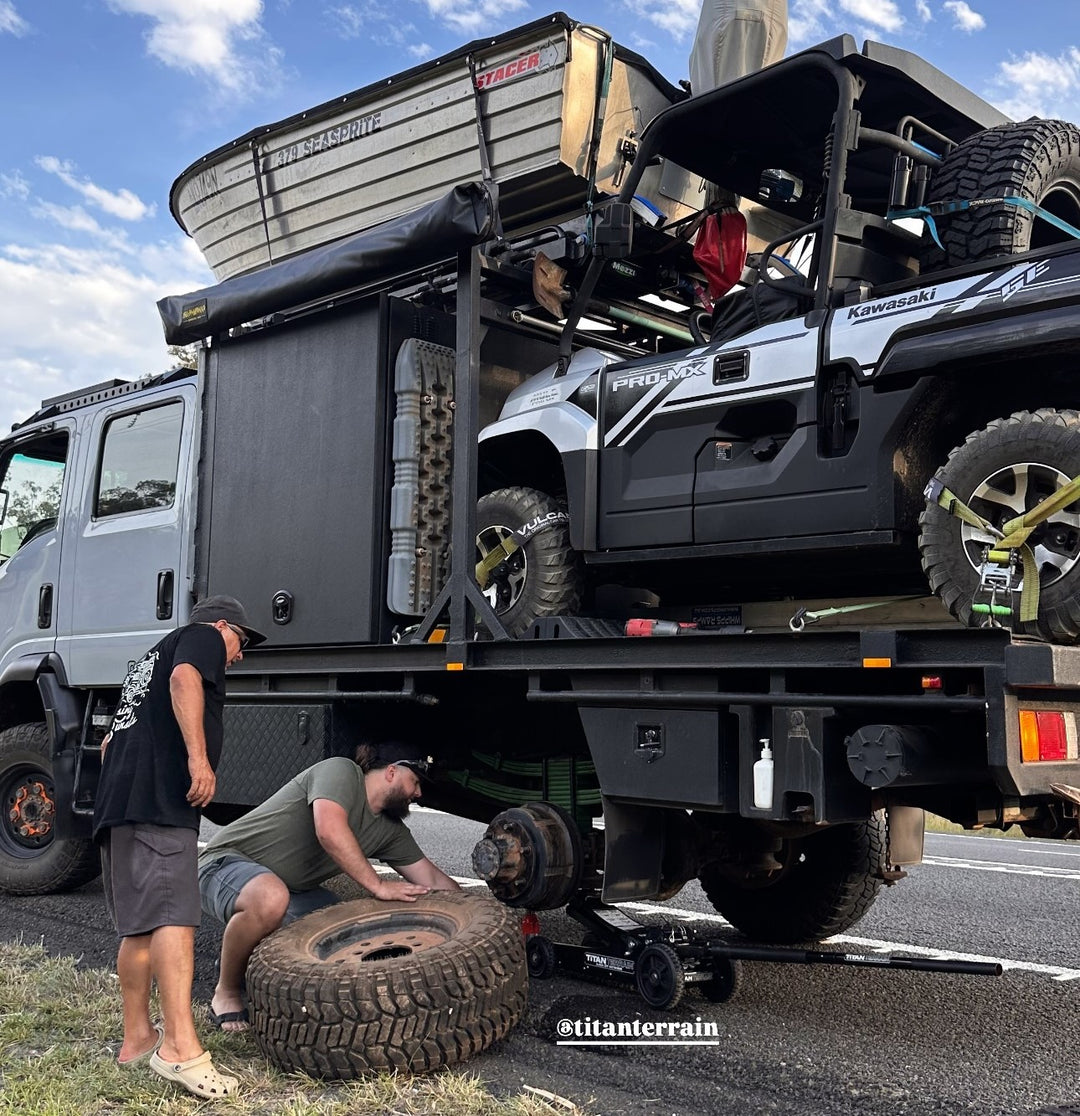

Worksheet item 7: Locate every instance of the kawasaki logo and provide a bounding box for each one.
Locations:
[846,287,938,319]
[610,361,706,392]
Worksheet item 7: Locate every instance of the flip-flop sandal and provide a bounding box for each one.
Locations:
[117,1023,164,1066]
[208,1004,250,1031]
[149,1050,238,1098]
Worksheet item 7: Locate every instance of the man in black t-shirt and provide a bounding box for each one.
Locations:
[94,594,264,1100]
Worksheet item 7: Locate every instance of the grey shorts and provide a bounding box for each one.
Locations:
[198,855,339,926]
[100,824,201,938]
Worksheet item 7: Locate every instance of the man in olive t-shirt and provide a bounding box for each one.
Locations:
[198,742,459,1032]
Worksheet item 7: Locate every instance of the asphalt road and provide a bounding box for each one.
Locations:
[3,815,1078,1116]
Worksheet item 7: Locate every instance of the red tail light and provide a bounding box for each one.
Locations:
[1019,710,1077,762]
[520,912,541,937]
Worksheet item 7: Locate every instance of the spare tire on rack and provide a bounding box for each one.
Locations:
[920,119,1080,271]
[246,892,527,1079]
[919,409,1080,644]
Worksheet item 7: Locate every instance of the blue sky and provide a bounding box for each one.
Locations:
[1,0,1078,433]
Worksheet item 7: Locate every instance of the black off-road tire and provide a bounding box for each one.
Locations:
[246,892,528,1079]
[920,409,1080,644]
[921,119,1080,271]
[0,722,100,896]
[698,814,885,944]
[476,486,583,637]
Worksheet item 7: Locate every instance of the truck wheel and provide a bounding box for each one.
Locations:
[698,814,885,944]
[0,722,100,896]
[921,119,1080,271]
[246,892,528,1079]
[476,486,582,637]
[920,409,1080,643]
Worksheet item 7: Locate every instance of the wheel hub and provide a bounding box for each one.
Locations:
[313,912,457,963]
[6,778,55,846]
[961,461,1080,586]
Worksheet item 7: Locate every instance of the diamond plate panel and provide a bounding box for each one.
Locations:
[217,704,330,805]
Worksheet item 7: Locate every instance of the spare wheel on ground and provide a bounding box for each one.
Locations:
[246,892,528,1078]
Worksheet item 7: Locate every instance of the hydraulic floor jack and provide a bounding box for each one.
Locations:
[525,894,1002,1011]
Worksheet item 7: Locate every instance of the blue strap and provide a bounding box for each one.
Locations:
[888,195,1080,251]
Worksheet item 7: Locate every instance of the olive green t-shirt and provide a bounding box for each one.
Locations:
[198,757,422,891]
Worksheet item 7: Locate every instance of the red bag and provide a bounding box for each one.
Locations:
[693,209,747,300]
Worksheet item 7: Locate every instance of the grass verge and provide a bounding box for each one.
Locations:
[924,813,1028,839]
[0,940,581,1116]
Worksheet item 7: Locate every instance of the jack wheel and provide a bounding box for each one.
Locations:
[700,958,742,1004]
[634,942,685,1010]
[526,934,557,980]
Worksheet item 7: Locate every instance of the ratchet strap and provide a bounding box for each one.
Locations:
[888,195,1080,250]
[925,472,1080,623]
[789,597,925,632]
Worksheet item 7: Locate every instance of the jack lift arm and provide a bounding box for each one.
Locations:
[526,895,1002,1011]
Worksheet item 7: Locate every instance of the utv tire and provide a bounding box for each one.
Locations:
[0,722,100,895]
[246,892,528,1079]
[921,119,1080,271]
[920,409,1080,643]
[476,486,583,637]
[698,814,885,944]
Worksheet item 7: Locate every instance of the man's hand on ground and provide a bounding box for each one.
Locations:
[186,758,216,807]
[373,879,430,902]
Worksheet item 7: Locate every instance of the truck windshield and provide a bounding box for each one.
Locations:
[0,434,68,563]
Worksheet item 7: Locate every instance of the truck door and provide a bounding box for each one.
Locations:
[0,423,75,677]
[596,319,820,550]
[55,384,197,685]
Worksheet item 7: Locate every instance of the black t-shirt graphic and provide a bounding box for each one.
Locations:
[93,624,226,837]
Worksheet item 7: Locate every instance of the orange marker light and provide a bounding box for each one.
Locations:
[1019,710,1039,763]
[862,657,892,669]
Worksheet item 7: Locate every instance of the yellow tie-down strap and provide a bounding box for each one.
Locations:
[928,473,1080,623]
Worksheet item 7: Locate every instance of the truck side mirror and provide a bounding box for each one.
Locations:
[591,202,634,259]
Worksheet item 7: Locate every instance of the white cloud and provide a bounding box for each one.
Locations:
[839,0,904,33]
[327,3,430,56]
[34,157,155,222]
[106,0,282,96]
[943,1,985,32]
[0,1,27,35]
[0,236,212,432]
[789,0,833,45]
[623,0,699,41]
[420,0,529,36]
[0,170,29,200]
[916,0,932,21]
[994,48,1080,121]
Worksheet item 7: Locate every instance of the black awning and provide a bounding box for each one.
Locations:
[158,180,496,345]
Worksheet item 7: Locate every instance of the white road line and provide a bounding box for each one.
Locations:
[613,901,1080,983]
[922,854,1080,880]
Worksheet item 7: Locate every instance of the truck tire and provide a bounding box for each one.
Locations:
[246,892,528,1079]
[0,722,100,895]
[920,409,1080,643]
[698,815,885,944]
[921,119,1080,271]
[476,486,582,637]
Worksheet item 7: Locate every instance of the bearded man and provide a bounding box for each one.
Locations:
[197,741,459,1032]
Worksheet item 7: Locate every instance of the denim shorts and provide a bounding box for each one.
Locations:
[101,823,201,938]
[198,854,339,925]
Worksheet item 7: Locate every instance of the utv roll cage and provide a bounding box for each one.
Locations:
[561,34,1009,348]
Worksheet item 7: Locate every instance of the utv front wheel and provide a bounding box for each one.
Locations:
[920,409,1080,644]
[475,486,582,637]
